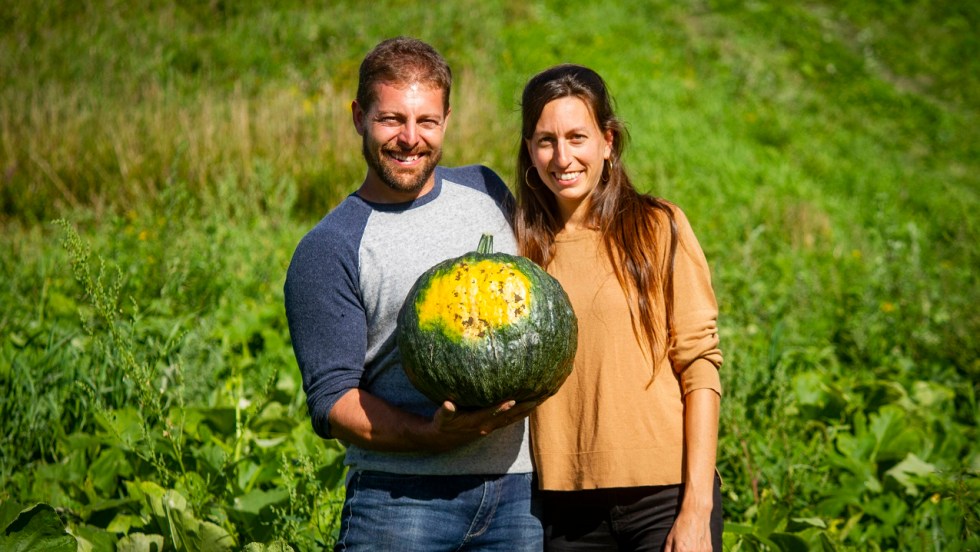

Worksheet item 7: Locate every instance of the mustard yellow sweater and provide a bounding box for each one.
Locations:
[531,204,723,490]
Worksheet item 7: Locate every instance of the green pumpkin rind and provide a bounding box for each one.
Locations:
[396,235,578,409]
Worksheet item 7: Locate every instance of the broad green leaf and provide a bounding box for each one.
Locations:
[0,503,77,552]
[140,481,189,515]
[884,452,936,495]
[138,481,167,517]
[237,460,262,492]
[193,441,229,475]
[162,488,189,513]
[863,493,908,528]
[911,380,954,409]
[834,424,876,464]
[769,532,810,552]
[70,523,118,552]
[96,408,146,448]
[107,513,146,533]
[0,500,25,531]
[243,540,296,552]
[753,495,789,538]
[116,532,165,552]
[254,436,288,449]
[90,446,132,494]
[231,488,289,515]
[826,444,880,494]
[814,483,862,517]
[787,516,827,530]
[721,522,756,534]
[869,405,919,462]
[791,369,848,420]
[182,518,235,552]
[182,406,237,436]
[854,380,909,413]
[80,496,137,521]
[175,471,209,503]
[123,479,147,505]
[793,370,827,407]
[816,532,838,552]
[65,431,109,451]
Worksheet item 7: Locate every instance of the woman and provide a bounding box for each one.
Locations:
[515,64,724,551]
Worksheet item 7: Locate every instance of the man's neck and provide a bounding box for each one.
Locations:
[356,173,437,204]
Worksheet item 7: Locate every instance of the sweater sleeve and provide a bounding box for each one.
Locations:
[667,206,723,396]
[284,219,367,439]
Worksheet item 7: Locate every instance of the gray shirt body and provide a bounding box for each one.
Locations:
[284,165,533,475]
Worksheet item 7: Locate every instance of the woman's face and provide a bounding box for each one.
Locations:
[527,96,612,223]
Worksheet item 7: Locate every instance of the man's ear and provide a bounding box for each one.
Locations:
[352,100,365,136]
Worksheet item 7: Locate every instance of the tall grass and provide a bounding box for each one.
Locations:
[1,0,978,549]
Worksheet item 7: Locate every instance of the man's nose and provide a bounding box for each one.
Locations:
[397,121,419,147]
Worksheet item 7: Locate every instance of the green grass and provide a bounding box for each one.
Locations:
[1,0,978,550]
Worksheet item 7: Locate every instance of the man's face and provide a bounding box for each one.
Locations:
[354,81,450,201]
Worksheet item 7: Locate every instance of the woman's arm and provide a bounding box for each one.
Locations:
[666,387,720,552]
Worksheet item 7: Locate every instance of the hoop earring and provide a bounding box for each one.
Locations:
[525,167,539,190]
[601,159,612,184]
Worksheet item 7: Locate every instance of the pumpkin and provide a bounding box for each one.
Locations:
[397,233,578,409]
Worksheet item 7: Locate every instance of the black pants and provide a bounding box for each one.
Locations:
[541,475,723,551]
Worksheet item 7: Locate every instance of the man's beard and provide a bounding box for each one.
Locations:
[363,136,442,196]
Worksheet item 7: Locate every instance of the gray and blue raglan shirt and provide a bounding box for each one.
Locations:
[284,165,533,475]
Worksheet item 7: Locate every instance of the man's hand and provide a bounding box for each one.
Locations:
[425,399,538,451]
[329,389,537,453]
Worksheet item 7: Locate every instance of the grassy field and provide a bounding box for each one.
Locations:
[2,1,978,550]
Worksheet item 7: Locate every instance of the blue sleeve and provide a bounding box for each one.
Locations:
[284,205,368,439]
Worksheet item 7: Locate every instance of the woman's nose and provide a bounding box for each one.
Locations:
[554,141,571,166]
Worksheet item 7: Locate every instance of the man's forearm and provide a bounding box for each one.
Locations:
[328,388,445,452]
[328,388,535,453]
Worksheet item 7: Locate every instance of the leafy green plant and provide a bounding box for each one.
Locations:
[0,502,77,552]
[1,1,977,551]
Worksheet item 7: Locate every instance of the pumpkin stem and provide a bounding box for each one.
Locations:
[477,233,494,254]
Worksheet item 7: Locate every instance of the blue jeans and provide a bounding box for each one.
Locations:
[335,471,543,551]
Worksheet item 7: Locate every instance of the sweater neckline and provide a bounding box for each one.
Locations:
[554,226,600,243]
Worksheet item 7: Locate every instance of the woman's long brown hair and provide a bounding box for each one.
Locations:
[514,64,678,378]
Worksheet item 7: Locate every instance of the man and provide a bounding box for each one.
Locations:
[284,37,541,550]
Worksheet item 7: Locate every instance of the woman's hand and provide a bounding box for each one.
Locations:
[665,507,713,552]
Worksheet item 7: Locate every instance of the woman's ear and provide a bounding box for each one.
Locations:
[603,129,614,159]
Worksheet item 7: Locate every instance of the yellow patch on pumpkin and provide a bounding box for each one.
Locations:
[416,259,532,340]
